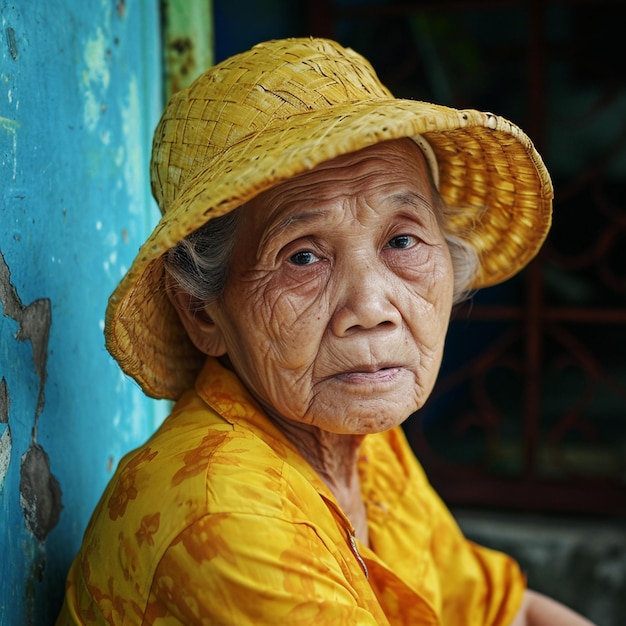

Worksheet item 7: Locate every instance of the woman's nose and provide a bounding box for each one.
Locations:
[330,262,402,336]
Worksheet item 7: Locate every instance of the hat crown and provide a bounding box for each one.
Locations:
[150,38,392,214]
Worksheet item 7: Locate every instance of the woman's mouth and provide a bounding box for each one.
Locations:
[335,365,404,385]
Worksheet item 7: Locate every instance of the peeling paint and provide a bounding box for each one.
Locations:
[20,444,62,542]
[166,36,196,94]
[0,377,11,491]
[5,25,18,60]
[0,376,8,423]
[0,376,13,493]
[0,425,12,491]
[0,251,61,541]
[161,0,213,97]
[1,2,164,620]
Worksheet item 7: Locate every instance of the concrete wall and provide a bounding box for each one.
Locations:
[0,2,166,623]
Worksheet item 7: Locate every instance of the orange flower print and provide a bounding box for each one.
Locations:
[136,512,161,547]
[174,513,238,566]
[171,431,229,486]
[85,574,127,623]
[108,448,158,520]
[118,531,136,582]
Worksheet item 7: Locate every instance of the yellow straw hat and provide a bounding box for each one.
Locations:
[105,37,553,400]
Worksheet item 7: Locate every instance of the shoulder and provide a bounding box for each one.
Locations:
[74,389,319,616]
[83,387,327,560]
[106,387,296,529]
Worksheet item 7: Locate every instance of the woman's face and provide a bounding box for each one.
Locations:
[204,138,454,435]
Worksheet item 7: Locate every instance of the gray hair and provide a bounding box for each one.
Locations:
[431,185,480,304]
[164,210,241,309]
[164,187,479,307]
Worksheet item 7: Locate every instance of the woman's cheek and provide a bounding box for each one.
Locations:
[265,267,329,324]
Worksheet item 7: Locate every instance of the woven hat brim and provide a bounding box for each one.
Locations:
[105,98,553,400]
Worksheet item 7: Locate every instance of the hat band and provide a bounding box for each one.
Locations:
[411,134,439,189]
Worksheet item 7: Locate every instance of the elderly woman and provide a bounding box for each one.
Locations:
[57,38,593,625]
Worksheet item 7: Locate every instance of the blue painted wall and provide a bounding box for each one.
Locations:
[0,1,167,623]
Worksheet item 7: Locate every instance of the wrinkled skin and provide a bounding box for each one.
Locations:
[180,138,454,538]
[192,138,454,433]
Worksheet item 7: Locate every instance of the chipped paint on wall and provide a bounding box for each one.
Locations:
[0,426,11,490]
[0,377,11,491]
[162,0,214,97]
[1,2,165,622]
[0,252,62,541]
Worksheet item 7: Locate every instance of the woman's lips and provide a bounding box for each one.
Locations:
[335,365,404,385]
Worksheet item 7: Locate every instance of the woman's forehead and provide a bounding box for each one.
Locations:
[243,139,432,226]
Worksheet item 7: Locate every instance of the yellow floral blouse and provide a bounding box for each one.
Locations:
[57,358,525,625]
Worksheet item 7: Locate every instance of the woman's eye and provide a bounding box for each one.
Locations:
[387,234,414,249]
[289,250,319,266]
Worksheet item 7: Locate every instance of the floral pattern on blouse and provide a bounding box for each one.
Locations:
[57,357,525,625]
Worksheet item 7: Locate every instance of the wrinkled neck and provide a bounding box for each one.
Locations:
[266,408,370,546]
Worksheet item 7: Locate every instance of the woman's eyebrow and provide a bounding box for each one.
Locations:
[279,209,327,229]
[259,209,327,252]
[390,190,431,208]
[389,190,439,225]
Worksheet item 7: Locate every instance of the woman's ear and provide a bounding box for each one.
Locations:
[166,285,228,357]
